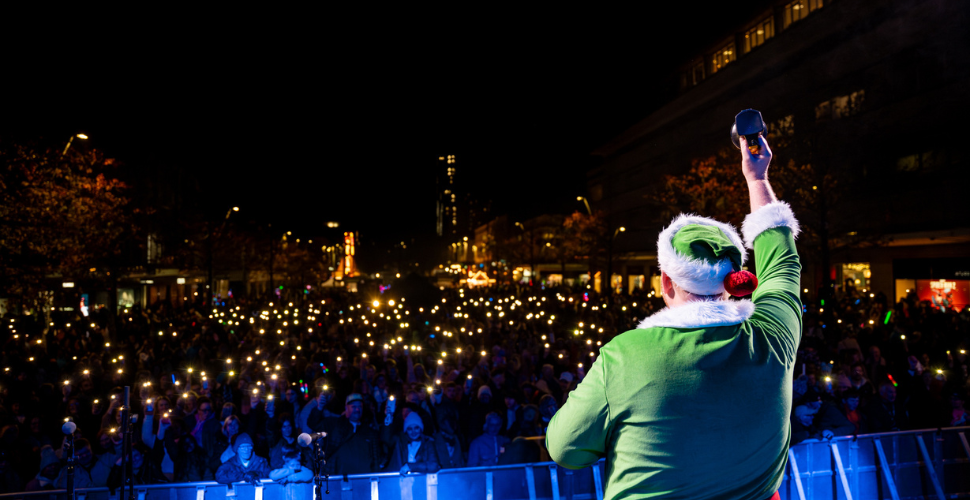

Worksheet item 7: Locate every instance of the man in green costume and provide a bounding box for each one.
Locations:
[547,134,801,500]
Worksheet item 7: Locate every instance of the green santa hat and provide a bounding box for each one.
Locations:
[657,214,750,296]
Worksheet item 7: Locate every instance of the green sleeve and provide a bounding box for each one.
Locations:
[748,227,802,363]
[545,353,611,469]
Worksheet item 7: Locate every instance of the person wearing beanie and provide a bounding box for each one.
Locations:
[384,410,441,474]
[547,131,802,500]
[25,445,61,491]
[317,393,383,475]
[215,433,270,485]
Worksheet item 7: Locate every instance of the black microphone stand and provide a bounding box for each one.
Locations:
[65,426,76,500]
[311,437,329,497]
[119,386,136,500]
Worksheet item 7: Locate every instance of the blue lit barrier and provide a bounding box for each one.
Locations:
[2,427,967,500]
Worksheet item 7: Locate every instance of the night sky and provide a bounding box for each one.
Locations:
[3,6,774,252]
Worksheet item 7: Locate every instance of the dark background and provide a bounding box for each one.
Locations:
[2,7,775,250]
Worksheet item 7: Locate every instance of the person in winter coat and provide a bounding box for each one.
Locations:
[385,412,441,474]
[24,445,61,491]
[319,394,383,475]
[54,438,117,489]
[215,433,270,485]
[433,415,465,469]
[467,413,509,467]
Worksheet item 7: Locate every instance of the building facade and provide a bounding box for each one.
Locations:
[587,0,970,301]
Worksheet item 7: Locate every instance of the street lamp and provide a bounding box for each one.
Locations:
[225,206,240,220]
[577,196,592,215]
[606,226,627,297]
[61,133,89,156]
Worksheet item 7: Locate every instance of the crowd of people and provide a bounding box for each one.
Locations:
[0,279,967,493]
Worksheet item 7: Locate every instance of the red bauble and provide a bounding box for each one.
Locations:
[724,270,758,297]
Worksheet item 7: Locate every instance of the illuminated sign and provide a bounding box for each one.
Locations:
[465,270,495,288]
[916,279,969,312]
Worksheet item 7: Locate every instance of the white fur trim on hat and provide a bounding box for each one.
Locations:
[637,299,755,329]
[657,214,746,296]
[741,201,800,249]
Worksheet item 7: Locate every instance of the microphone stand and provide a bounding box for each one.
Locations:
[119,386,135,500]
[311,437,329,497]
[65,429,76,500]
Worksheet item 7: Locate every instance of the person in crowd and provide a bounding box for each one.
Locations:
[791,406,829,445]
[0,449,21,493]
[516,404,542,438]
[318,394,382,475]
[866,382,908,433]
[107,444,149,490]
[54,438,116,489]
[303,383,337,434]
[24,445,60,491]
[849,362,875,398]
[945,390,967,427]
[537,395,557,435]
[215,433,269,485]
[269,449,313,500]
[503,393,524,436]
[219,415,242,464]
[433,415,465,469]
[168,428,209,482]
[385,411,441,474]
[838,388,868,435]
[265,413,300,469]
[467,413,509,467]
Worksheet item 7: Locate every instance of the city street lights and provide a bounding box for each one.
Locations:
[606,226,626,297]
[61,133,88,156]
[515,222,536,285]
[208,207,242,305]
[577,196,592,215]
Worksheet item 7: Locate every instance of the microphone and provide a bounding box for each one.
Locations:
[297,432,327,447]
[62,421,77,435]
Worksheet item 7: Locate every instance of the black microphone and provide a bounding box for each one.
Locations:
[297,431,327,447]
[62,421,77,435]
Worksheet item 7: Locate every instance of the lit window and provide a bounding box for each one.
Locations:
[682,59,706,89]
[816,90,864,122]
[710,42,736,74]
[743,17,774,53]
[783,0,823,30]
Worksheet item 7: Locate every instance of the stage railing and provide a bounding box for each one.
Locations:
[2,426,968,500]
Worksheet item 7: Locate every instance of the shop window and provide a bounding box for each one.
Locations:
[651,274,663,296]
[611,274,624,293]
[894,279,916,303]
[816,90,865,122]
[896,150,948,172]
[546,274,563,286]
[710,42,736,74]
[842,263,871,292]
[783,0,823,30]
[629,275,646,291]
[915,279,969,312]
[743,17,775,54]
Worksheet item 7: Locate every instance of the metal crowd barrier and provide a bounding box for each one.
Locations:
[2,426,968,500]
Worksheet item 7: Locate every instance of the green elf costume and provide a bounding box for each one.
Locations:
[547,201,801,499]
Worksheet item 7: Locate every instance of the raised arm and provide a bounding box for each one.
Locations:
[739,135,777,212]
[738,135,803,361]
